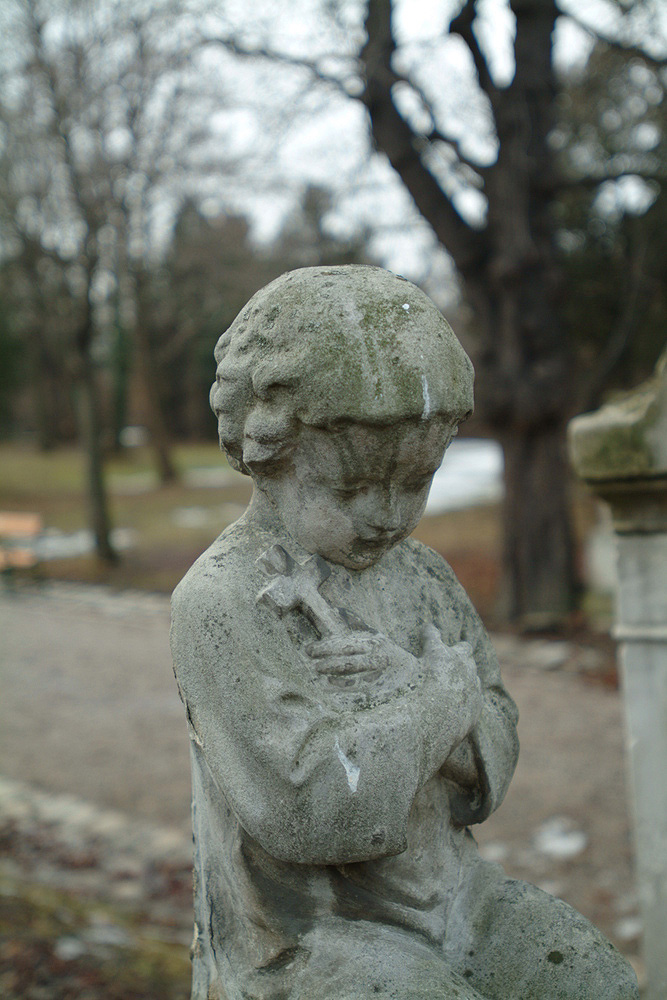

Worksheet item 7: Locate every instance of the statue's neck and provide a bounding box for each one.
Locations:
[246,483,287,537]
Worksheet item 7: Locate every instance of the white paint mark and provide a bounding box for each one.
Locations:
[421,375,431,420]
[402,302,410,311]
[334,738,360,792]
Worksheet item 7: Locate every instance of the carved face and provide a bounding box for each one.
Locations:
[258,419,454,569]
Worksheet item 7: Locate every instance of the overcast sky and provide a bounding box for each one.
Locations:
[183,0,664,299]
[2,0,664,302]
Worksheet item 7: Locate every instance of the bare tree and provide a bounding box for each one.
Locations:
[361,0,666,622]
[0,0,247,555]
[203,0,666,622]
[0,1,119,557]
[22,0,189,485]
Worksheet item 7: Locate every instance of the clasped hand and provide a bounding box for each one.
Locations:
[307,625,482,728]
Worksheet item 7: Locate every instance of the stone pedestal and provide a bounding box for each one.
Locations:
[569,350,667,1000]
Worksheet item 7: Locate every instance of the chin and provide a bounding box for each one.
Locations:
[311,535,407,570]
[336,547,392,571]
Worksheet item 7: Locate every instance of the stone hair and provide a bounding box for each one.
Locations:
[210,265,474,476]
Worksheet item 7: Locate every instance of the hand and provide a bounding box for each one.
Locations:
[420,625,483,738]
[306,631,414,693]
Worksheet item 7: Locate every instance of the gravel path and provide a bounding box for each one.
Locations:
[0,581,642,983]
[0,583,189,833]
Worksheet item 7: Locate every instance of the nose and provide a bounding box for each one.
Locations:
[363,488,401,534]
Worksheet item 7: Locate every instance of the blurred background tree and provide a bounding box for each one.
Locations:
[0,0,201,556]
[556,43,667,407]
[0,0,664,620]
[200,0,666,623]
[353,0,665,623]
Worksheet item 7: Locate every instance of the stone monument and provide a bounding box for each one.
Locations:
[171,266,638,999]
[570,349,667,1000]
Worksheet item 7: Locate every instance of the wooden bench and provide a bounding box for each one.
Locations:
[0,512,43,572]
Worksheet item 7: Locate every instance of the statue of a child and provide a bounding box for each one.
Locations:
[170,266,638,999]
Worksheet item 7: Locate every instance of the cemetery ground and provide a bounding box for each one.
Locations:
[0,443,641,997]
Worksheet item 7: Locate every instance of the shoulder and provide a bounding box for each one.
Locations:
[171,516,270,625]
[170,518,280,691]
[389,537,486,644]
[393,537,465,593]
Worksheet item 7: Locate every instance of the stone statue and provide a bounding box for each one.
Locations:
[170,266,638,999]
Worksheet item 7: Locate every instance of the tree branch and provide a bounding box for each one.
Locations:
[199,34,360,98]
[361,0,488,273]
[450,0,499,105]
[563,11,667,68]
[392,73,488,174]
[553,170,666,192]
[27,13,98,245]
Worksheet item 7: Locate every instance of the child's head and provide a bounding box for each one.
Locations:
[210,266,474,567]
[210,265,473,475]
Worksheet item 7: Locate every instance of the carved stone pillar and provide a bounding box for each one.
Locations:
[569,349,667,1000]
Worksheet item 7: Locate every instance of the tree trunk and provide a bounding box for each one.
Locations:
[73,273,116,564]
[20,248,74,449]
[27,331,58,451]
[134,270,178,485]
[78,345,116,564]
[133,322,178,483]
[111,318,131,450]
[499,422,576,624]
[463,258,577,625]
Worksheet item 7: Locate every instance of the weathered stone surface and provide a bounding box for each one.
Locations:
[171,266,638,999]
[570,347,667,1000]
[569,348,667,484]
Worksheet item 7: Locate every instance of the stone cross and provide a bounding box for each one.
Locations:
[257,543,371,640]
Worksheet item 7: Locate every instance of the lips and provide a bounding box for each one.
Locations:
[354,534,400,553]
[357,531,400,544]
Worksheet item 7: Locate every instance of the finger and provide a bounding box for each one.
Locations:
[313,656,377,676]
[307,637,373,658]
[421,623,444,658]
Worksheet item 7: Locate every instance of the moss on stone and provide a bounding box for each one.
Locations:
[569,374,665,482]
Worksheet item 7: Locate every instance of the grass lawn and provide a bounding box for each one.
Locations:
[0,442,249,593]
[0,441,605,624]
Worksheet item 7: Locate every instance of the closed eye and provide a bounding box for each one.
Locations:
[333,485,369,500]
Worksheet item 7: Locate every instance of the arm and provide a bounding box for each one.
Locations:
[434,561,520,826]
[171,566,481,866]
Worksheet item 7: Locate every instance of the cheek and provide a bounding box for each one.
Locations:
[400,491,430,529]
[297,494,353,546]
[348,493,376,525]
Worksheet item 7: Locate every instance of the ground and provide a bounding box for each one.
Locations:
[0,580,642,998]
